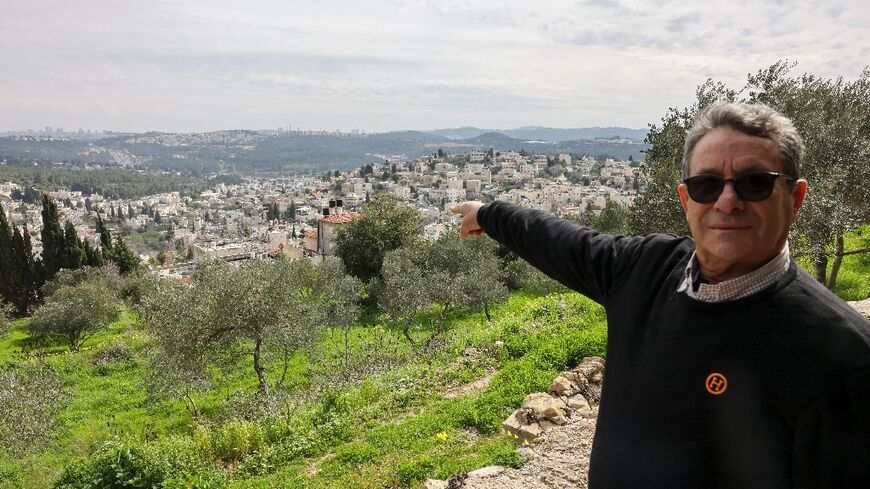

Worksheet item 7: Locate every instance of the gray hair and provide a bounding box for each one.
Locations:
[681,102,803,180]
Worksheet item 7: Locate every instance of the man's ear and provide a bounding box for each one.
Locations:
[677,183,689,213]
[791,179,808,220]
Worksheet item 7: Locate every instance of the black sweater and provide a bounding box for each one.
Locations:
[478,202,870,489]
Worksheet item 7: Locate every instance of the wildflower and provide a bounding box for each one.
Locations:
[435,431,448,442]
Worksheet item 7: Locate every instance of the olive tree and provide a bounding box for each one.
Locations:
[380,234,508,349]
[29,277,120,352]
[145,257,361,397]
[0,363,67,453]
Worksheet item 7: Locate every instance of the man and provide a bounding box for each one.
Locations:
[452,103,870,488]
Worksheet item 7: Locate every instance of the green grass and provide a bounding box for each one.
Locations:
[2,224,867,488]
[795,225,870,301]
[0,291,607,488]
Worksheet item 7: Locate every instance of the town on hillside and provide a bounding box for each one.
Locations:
[0,149,641,281]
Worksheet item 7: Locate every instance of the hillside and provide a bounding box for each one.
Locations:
[0,291,607,488]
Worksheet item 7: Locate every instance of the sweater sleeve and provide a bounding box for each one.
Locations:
[476,201,644,304]
[792,366,870,488]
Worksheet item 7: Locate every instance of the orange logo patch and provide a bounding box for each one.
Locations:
[705,373,728,395]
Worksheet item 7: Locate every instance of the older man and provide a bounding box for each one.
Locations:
[452,103,870,488]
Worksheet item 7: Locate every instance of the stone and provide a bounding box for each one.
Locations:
[551,415,570,426]
[547,375,576,396]
[563,370,587,387]
[539,419,559,430]
[424,480,448,489]
[582,383,603,404]
[503,408,548,444]
[567,395,592,416]
[467,466,506,479]
[522,392,565,418]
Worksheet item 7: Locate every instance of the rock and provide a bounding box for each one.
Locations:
[424,479,448,489]
[581,383,602,404]
[547,375,576,396]
[503,408,542,444]
[563,370,588,388]
[521,392,565,418]
[467,466,506,479]
[567,395,592,416]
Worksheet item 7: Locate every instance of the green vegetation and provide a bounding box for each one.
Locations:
[0,166,215,200]
[0,289,606,488]
[334,194,424,283]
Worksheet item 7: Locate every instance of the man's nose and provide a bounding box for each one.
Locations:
[713,181,744,214]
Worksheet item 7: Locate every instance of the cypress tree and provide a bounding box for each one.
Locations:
[21,226,41,309]
[9,225,39,314]
[83,238,103,267]
[62,221,85,270]
[96,215,113,252]
[0,205,13,305]
[108,237,139,275]
[40,194,65,280]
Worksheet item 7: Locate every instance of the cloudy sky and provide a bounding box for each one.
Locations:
[1,0,867,133]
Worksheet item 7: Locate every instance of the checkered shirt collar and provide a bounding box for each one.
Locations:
[678,243,791,302]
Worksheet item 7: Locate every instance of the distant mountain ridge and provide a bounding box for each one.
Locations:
[426,126,649,142]
[0,126,649,174]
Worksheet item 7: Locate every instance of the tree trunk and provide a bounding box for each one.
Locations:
[253,336,269,395]
[484,303,492,322]
[184,388,200,418]
[813,253,828,285]
[277,348,290,389]
[827,234,845,291]
[69,331,80,352]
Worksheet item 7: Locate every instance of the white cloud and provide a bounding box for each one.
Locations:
[0,0,867,132]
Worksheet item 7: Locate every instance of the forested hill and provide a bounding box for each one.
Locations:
[0,128,649,174]
[427,126,649,142]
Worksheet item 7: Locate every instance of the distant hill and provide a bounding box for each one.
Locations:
[427,126,648,142]
[458,132,529,149]
[424,126,488,140]
[0,126,649,174]
[505,126,649,142]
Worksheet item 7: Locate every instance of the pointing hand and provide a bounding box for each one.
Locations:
[450,201,485,239]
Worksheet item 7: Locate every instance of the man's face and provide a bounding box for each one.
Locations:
[677,127,808,283]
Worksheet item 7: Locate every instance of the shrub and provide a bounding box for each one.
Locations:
[212,419,266,463]
[396,454,436,487]
[54,437,224,489]
[30,278,119,352]
[92,340,136,376]
[0,362,67,453]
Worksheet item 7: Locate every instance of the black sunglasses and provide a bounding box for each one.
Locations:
[682,171,794,204]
